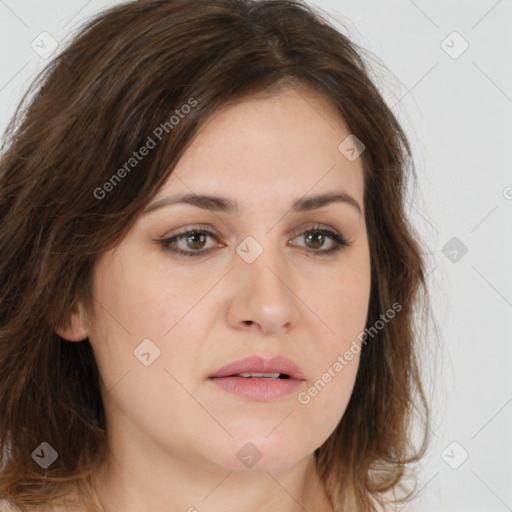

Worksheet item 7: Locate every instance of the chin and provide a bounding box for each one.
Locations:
[207,434,315,473]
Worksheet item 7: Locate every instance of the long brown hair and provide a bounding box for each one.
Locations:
[0,0,433,510]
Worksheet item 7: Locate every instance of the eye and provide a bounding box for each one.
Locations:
[158,224,349,258]
[159,227,222,257]
[290,225,349,256]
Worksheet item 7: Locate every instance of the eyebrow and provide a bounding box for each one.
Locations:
[142,191,362,216]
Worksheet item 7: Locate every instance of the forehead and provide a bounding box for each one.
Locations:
[157,88,365,207]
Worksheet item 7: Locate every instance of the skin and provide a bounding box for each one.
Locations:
[57,86,371,512]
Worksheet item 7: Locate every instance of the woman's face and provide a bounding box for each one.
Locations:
[69,87,371,474]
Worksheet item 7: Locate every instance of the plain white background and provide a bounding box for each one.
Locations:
[0,1,511,511]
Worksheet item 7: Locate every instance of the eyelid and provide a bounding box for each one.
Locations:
[163,223,218,239]
[163,221,346,240]
[290,221,340,238]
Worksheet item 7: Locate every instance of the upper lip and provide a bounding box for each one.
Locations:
[209,356,306,380]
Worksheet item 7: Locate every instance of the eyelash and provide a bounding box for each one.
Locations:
[158,224,349,258]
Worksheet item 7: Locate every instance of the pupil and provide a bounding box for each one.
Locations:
[187,232,205,250]
[307,232,323,249]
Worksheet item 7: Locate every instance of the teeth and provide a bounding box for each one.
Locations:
[238,372,281,378]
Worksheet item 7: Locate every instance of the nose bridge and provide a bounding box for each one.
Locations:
[236,231,287,290]
[232,231,300,332]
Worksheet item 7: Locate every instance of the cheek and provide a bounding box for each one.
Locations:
[299,258,370,431]
[300,351,360,438]
[313,258,371,350]
[314,353,361,425]
[90,251,192,340]
[87,253,212,397]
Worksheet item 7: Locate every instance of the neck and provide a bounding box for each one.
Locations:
[88,448,333,512]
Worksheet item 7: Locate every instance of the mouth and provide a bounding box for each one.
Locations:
[236,372,291,379]
[208,356,306,401]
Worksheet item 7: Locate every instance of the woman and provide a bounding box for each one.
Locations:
[0,0,432,510]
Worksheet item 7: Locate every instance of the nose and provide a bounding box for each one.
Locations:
[225,238,301,335]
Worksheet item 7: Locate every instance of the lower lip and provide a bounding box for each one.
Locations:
[209,376,304,401]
